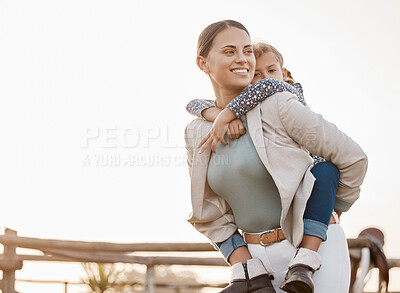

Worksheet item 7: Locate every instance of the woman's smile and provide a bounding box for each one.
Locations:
[231,68,250,75]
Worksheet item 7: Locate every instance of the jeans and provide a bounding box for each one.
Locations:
[215,161,340,262]
[303,161,339,240]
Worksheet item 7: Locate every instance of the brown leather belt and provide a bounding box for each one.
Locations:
[244,228,286,247]
[244,214,338,246]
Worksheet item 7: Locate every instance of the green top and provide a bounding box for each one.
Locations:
[207,117,282,233]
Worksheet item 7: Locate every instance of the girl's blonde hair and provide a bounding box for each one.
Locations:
[252,42,295,84]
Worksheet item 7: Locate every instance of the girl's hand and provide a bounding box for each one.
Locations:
[197,108,236,154]
[227,119,246,139]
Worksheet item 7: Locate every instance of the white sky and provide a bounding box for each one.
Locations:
[1,0,400,292]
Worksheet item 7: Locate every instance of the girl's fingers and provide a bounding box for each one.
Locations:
[199,138,212,154]
[200,135,227,154]
[198,123,229,153]
[212,136,226,153]
[211,140,216,153]
[212,138,219,153]
[197,133,210,148]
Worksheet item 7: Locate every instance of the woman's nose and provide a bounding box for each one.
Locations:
[235,52,247,63]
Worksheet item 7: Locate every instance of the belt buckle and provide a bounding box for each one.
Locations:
[258,229,276,247]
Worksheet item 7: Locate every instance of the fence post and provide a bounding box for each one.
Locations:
[0,228,23,293]
[144,265,155,293]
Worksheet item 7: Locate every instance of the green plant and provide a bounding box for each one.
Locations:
[81,263,125,293]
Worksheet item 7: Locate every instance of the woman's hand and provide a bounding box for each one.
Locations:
[202,107,222,122]
[227,119,246,140]
[197,108,237,154]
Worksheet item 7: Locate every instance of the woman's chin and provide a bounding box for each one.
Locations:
[231,80,252,90]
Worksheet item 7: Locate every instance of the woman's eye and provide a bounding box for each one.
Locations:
[225,50,234,54]
[245,49,254,54]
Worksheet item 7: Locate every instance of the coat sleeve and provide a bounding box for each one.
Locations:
[276,93,368,212]
[184,119,237,242]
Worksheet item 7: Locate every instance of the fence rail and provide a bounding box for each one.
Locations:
[0,228,398,293]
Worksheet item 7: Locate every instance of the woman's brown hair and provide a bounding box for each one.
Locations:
[197,20,250,58]
[252,42,295,83]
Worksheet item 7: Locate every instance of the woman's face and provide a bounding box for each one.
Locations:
[201,27,255,92]
[252,51,287,84]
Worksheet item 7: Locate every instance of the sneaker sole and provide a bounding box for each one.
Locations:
[280,280,313,293]
[253,288,276,293]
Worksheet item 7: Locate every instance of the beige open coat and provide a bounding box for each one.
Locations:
[184,92,368,247]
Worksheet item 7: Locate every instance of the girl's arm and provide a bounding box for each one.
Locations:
[187,79,303,119]
[227,78,303,118]
[186,99,218,119]
[186,99,244,139]
[186,98,226,124]
[186,99,246,139]
[197,79,303,153]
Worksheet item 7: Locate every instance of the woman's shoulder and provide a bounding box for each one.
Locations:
[257,91,300,120]
[263,90,298,104]
[185,118,211,130]
[185,118,212,144]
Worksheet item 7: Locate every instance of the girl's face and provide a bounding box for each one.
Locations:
[199,27,255,93]
[252,51,287,84]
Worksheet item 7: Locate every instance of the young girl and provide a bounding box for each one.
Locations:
[187,42,344,292]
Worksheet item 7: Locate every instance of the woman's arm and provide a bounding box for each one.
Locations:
[185,121,250,264]
[184,120,238,242]
[277,93,368,210]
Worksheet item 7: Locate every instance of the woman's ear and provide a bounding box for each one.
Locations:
[197,56,209,74]
[282,68,288,81]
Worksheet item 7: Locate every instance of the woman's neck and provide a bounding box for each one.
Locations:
[213,86,245,109]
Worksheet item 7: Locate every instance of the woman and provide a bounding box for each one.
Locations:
[186,41,341,293]
[185,20,368,293]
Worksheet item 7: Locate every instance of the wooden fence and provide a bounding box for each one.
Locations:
[0,228,399,293]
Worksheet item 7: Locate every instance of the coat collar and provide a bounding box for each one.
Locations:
[246,104,270,168]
